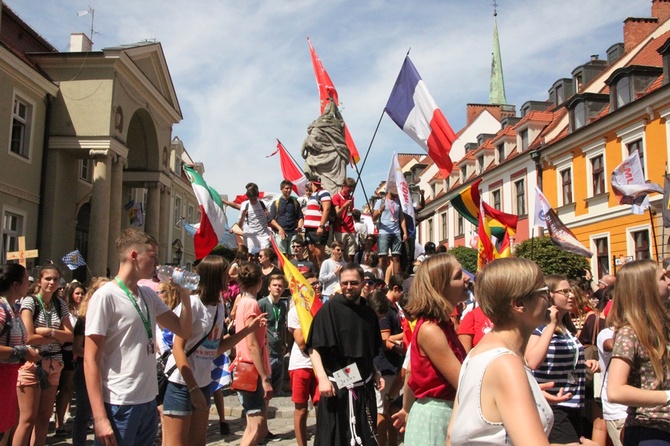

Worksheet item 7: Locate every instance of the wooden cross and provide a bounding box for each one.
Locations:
[7,236,39,267]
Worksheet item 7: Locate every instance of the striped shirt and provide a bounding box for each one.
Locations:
[0,297,28,364]
[531,325,586,409]
[20,296,69,361]
[303,189,331,229]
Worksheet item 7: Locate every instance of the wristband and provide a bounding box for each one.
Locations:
[188,384,199,393]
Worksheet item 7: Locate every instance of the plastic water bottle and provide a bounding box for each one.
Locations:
[156,266,200,291]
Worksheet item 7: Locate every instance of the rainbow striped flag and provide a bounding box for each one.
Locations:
[451,178,517,239]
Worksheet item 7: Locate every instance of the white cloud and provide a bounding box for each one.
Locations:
[4,0,651,206]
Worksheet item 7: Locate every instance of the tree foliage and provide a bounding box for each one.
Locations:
[513,236,589,279]
[448,246,478,273]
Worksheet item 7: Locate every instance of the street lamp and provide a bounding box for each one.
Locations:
[172,239,183,265]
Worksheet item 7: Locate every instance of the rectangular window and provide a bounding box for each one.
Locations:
[174,196,182,227]
[460,166,467,182]
[496,145,505,163]
[520,130,529,151]
[440,212,447,241]
[514,179,526,216]
[492,189,502,211]
[79,159,93,182]
[478,156,484,173]
[627,139,644,177]
[560,169,573,204]
[457,215,464,236]
[10,97,32,158]
[187,205,194,224]
[594,237,609,278]
[591,155,605,195]
[2,212,23,264]
[632,230,650,260]
[427,218,434,243]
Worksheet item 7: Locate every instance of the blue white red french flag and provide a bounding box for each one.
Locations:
[385,56,457,177]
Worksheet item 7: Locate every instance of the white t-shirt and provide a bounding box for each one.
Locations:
[165,296,225,387]
[85,281,170,405]
[241,200,269,236]
[287,306,312,371]
[597,327,628,421]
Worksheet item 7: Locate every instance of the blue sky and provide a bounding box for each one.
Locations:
[5,1,650,209]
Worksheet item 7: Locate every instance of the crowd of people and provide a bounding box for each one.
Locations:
[1,176,670,446]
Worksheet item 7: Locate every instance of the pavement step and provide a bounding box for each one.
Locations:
[218,392,315,419]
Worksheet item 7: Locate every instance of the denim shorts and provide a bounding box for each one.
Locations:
[163,381,213,416]
[236,376,265,415]
[378,233,402,256]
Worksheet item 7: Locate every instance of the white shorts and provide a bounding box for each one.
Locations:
[244,233,270,255]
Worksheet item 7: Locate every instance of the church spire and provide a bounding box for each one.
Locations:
[489,1,507,105]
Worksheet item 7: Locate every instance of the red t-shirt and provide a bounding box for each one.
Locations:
[457,307,494,347]
[332,192,355,233]
[409,318,466,400]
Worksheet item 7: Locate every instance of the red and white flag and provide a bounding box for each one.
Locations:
[268,140,309,196]
[385,56,457,177]
[307,37,360,164]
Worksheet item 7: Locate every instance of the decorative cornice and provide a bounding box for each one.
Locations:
[0,182,40,204]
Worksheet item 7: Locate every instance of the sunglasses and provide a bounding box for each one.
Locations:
[341,281,360,287]
[552,288,573,296]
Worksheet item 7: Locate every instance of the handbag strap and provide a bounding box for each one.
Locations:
[590,314,600,346]
[165,306,219,377]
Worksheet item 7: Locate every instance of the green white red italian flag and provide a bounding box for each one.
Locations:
[183,165,228,259]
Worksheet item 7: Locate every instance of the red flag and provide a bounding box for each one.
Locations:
[307,37,360,164]
[269,141,309,196]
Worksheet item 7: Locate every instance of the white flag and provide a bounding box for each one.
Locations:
[534,186,552,228]
[611,151,663,214]
[385,152,415,221]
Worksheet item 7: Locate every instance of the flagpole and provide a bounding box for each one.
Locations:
[650,207,660,262]
[354,50,413,213]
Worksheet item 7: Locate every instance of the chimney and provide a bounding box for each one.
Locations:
[69,33,92,52]
[653,0,670,23]
[623,17,659,53]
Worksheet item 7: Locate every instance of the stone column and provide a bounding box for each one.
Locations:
[159,185,171,264]
[107,155,126,274]
[145,183,161,240]
[88,150,112,277]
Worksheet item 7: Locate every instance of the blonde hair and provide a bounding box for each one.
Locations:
[609,260,670,382]
[475,258,543,327]
[78,277,111,319]
[157,281,180,310]
[405,253,459,322]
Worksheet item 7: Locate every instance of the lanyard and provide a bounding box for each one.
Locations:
[114,277,153,342]
[36,294,52,328]
[272,304,281,331]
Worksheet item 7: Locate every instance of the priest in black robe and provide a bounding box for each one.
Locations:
[306,263,384,446]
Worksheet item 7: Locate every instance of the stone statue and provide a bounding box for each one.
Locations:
[301,100,350,194]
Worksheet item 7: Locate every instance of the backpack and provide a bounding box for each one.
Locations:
[315,191,338,226]
[274,196,301,219]
[0,301,13,346]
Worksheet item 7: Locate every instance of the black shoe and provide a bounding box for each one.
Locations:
[265,432,281,442]
[54,428,67,437]
[219,421,230,435]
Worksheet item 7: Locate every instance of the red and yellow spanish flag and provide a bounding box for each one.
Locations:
[269,236,322,338]
[477,201,515,271]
